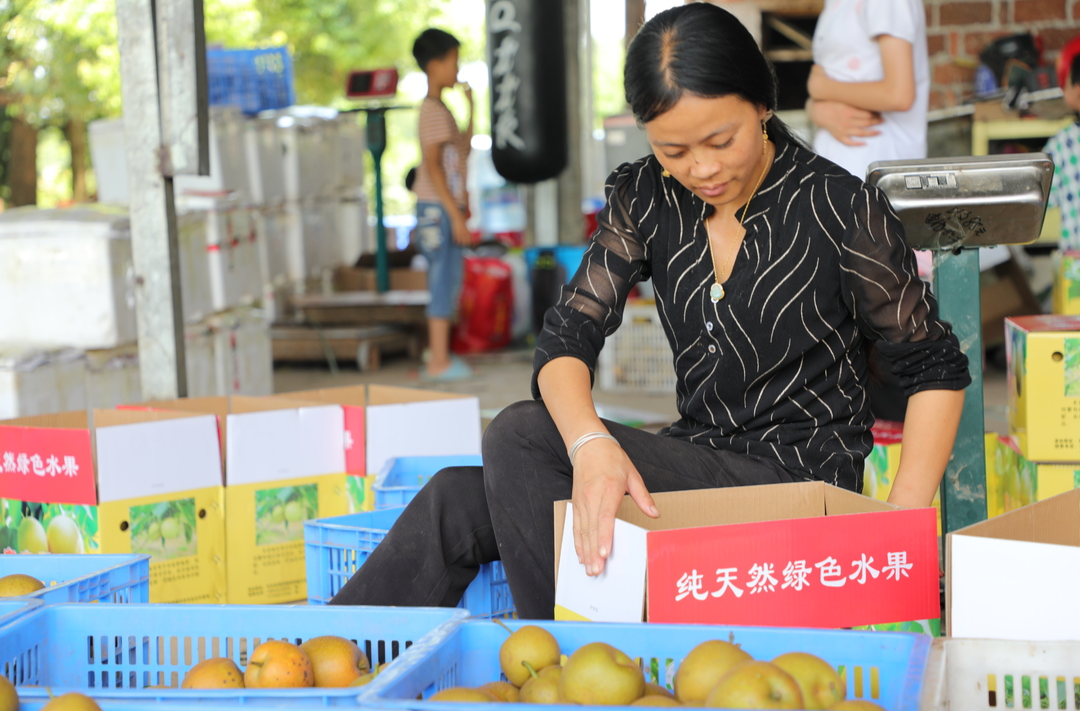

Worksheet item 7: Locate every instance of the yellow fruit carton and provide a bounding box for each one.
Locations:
[1005,315,1080,462]
[141,395,348,604]
[986,434,1080,518]
[0,408,226,603]
[1051,249,1080,315]
[283,385,370,512]
[948,487,1080,640]
[281,384,483,512]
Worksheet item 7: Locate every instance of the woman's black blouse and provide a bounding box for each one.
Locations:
[532,140,971,492]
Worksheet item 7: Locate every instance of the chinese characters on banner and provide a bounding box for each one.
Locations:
[0,426,97,506]
[648,509,938,628]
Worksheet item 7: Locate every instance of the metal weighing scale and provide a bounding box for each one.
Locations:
[866,152,1054,533]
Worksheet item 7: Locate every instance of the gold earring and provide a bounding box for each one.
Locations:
[762,121,768,155]
[661,168,671,177]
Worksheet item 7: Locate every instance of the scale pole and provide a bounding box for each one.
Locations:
[932,249,988,533]
[366,108,389,293]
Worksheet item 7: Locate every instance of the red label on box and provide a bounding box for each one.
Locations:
[0,427,97,505]
[647,509,938,628]
[342,404,366,474]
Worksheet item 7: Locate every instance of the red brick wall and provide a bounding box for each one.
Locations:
[927,0,1080,109]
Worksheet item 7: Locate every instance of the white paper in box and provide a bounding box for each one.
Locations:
[225,405,345,485]
[95,415,223,502]
[365,397,481,475]
[950,534,1080,641]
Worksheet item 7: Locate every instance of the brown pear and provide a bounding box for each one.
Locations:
[499,626,561,688]
[520,665,562,704]
[674,640,753,705]
[41,693,101,711]
[480,681,520,702]
[644,682,675,699]
[632,695,682,707]
[704,661,804,709]
[771,652,844,710]
[0,675,17,711]
[429,687,498,702]
[559,642,645,706]
[181,657,245,689]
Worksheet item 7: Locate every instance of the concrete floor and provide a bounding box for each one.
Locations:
[273,346,1011,434]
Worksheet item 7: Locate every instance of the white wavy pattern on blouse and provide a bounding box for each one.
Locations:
[532,142,968,490]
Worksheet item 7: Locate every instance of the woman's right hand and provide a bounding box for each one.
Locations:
[571,437,658,577]
[806,98,884,147]
[451,213,472,246]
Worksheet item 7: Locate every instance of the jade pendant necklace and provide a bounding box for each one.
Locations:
[705,139,772,304]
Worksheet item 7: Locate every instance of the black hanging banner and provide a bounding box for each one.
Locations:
[487,0,568,183]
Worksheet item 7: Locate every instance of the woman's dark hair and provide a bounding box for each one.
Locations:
[625,3,806,148]
[412,28,460,71]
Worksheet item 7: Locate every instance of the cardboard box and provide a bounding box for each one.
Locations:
[0,408,226,603]
[947,488,1080,640]
[553,482,940,629]
[139,395,348,604]
[365,385,481,476]
[333,265,428,292]
[987,435,1080,518]
[282,384,369,512]
[1005,315,1080,462]
[1052,249,1080,315]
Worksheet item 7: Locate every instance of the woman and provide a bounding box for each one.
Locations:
[329,3,968,620]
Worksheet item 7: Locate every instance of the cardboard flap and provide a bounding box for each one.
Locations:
[0,411,90,430]
[225,404,345,485]
[94,408,208,427]
[140,396,230,418]
[95,414,223,501]
[366,395,481,475]
[824,484,899,515]
[951,488,1080,547]
[367,384,470,406]
[229,395,329,414]
[285,385,367,407]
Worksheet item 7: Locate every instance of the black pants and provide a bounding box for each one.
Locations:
[328,400,798,619]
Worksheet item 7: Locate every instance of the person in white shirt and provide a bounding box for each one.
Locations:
[805,0,929,181]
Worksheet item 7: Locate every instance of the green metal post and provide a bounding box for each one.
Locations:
[366,109,389,293]
[931,248,987,532]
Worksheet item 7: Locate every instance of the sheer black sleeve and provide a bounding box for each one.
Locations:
[531,162,653,399]
[839,184,971,395]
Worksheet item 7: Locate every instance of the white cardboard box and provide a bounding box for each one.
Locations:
[365,385,482,475]
[0,206,136,349]
[176,195,263,313]
[243,117,286,206]
[0,348,88,420]
[947,488,1080,641]
[209,308,273,397]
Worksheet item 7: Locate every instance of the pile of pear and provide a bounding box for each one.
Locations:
[430,624,887,709]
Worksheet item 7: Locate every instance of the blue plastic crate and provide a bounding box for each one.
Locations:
[0,554,149,604]
[0,599,40,628]
[373,455,483,509]
[1,603,465,706]
[304,509,514,618]
[360,619,931,711]
[207,47,295,115]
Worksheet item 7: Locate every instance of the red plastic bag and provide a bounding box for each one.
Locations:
[452,257,514,354]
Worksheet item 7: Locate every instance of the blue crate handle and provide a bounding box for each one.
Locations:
[0,599,41,628]
[0,554,150,604]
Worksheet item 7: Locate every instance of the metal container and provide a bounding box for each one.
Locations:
[866,153,1053,250]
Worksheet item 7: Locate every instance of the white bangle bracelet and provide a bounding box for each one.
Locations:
[568,431,620,467]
